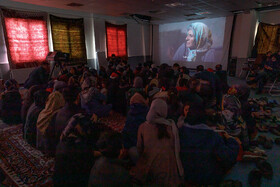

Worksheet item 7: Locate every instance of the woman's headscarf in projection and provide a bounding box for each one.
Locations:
[186,22,213,61]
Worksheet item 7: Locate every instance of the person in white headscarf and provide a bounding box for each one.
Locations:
[131,98,184,185]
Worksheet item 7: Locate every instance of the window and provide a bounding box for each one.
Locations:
[106,23,127,57]
[50,15,87,63]
[1,9,49,69]
[4,18,49,64]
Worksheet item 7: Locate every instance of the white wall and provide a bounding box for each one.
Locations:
[258,10,280,24]
[231,10,258,58]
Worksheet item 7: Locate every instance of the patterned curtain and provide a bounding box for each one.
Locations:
[106,22,127,57]
[0,8,49,69]
[255,22,280,55]
[50,15,87,64]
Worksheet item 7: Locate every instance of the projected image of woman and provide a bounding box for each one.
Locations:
[173,22,214,62]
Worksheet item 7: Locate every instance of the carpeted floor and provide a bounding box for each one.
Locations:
[0,124,54,186]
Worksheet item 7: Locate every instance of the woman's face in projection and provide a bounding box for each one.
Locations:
[186,29,195,49]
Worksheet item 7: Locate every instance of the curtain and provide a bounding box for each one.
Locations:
[50,15,87,63]
[0,8,49,69]
[106,22,127,57]
[255,22,280,55]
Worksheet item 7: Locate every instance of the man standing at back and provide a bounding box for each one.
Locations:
[24,61,50,89]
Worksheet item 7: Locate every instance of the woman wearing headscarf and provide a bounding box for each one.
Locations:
[131,99,184,185]
[36,91,65,154]
[173,22,214,62]
[80,77,112,118]
[122,92,149,163]
[53,113,94,187]
[24,90,49,147]
[0,79,22,125]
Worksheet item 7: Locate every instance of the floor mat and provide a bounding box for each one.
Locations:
[99,112,126,133]
[0,125,54,186]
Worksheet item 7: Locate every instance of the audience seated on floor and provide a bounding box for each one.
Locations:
[2,53,280,186]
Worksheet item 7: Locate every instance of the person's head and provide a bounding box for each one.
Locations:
[96,131,123,159]
[179,78,188,87]
[266,51,272,57]
[143,62,149,68]
[4,79,18,91]
[168,88,179,107]
[173,63,180,71]
[34,90,49,107]
[53,81,67,93]
[69,67,77,75]
[271,54,277,62]
[183,102,206,125]
[186,22,213,51]
[62,86,80,104]
[180,66,189,75]
[215,64,222,71]
[27,85,41,102]
[101,80,107,89]
[196,65,204,72]
[188,78,201,93]
[61,114,93,143]
[133,77,143,88]
[146,99,170,139]
[41,61,50,72]
[130,92,148,106]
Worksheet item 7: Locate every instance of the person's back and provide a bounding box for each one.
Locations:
[132,99,183,185]
[53,114,94,187]
[123,104,148,148]
[1,90,22,124]
[53,104,80,145]
[53,86,81,146]
[180,124,238,185]
[88,156,130,186]
[135,122,182,185]
[24,63,49,89]
[89,132,130,186]
[24,90,48,146]
[54,139,93,187]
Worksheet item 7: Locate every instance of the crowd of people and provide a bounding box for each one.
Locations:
[0,53,277,186]
[247,51,280,93]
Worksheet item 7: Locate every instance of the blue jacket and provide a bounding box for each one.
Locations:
[179,123,239,185]
[122,104,149,149]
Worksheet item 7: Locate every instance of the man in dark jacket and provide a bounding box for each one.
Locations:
[24,61,50,89]
[179,104,239,185]
[215,64,229,93]
[194,65,222,107]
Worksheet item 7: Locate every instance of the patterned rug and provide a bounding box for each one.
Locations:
[0,124,54,186]
[99,111,126,133]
